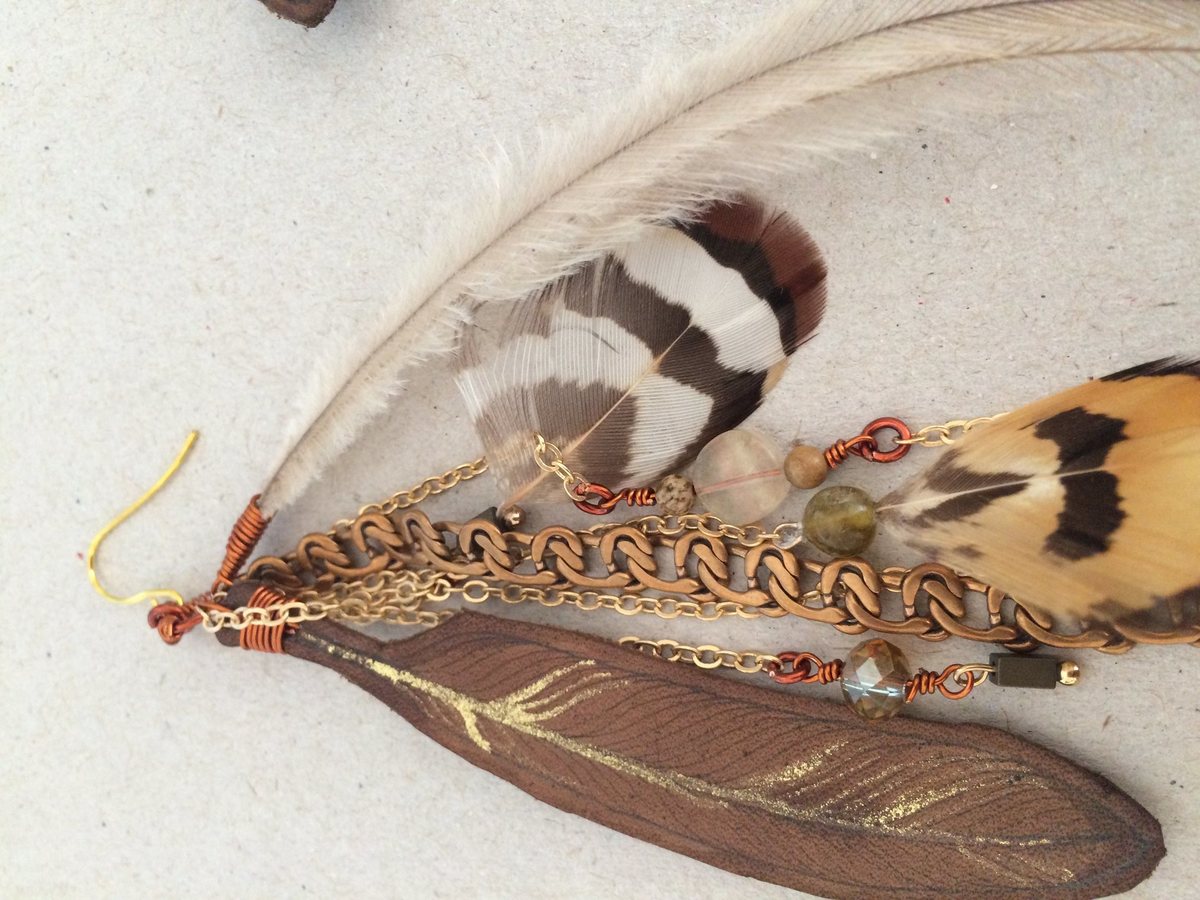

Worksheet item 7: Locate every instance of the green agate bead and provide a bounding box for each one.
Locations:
[802,485,876,556]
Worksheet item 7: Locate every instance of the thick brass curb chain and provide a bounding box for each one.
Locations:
[228,461,1200,653]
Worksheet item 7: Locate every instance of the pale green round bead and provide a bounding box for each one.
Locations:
[840,638,911,720]
[802,485,876,556]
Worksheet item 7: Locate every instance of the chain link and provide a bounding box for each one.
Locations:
[333,457,488,530]
[614,512,785,548]
[207,568,790,635]
[532,433,587,501]
[895,414,1007,447]
[454,579,787,621]
[619,637,782,675]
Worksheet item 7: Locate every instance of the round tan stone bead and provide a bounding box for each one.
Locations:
[783,443,828,489]
[656,474,696,516]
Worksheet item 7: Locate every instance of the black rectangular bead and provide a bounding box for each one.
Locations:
[988,653,1060,689]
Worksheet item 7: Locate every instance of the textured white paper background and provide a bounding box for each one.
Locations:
[3,2,1198,898]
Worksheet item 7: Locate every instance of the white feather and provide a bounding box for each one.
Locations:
[261,0,1200,514]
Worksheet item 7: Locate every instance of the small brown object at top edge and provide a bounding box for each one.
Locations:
[257,0,338,27]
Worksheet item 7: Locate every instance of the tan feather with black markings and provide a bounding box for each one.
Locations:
[878,359,1200,622]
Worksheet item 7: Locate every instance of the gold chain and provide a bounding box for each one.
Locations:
[612,512,791,548]
[333,457,488,529]
[532,433,587,501]
[205,567,789,633]
[618,637,782,675]
[895,414,1006,448]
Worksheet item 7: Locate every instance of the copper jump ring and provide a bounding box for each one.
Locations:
[853,417,913,464]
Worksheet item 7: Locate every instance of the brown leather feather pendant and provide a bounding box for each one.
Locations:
[217,588,1162,898]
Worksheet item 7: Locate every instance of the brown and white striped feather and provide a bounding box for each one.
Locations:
[455,196,826,506]
[879,359,1200,622]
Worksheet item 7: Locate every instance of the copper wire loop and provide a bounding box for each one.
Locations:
[825,418,914,468]
[823,434,876,468]
[769,651,844,685]
[905,665,976,702]
[147,597,229,645]
[213,494,269,591]
[239,585,290,653]
[572,482,657,516]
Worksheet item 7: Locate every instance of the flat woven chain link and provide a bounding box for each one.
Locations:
[240,504,1200,653]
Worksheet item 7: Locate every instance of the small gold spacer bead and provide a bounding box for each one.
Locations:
[1057,660,1081,686]
[783,443,828,489]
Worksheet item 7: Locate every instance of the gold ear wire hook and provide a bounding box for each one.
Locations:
[87,431,198,607]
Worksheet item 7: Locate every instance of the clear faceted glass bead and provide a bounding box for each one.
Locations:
[840,638,911,721]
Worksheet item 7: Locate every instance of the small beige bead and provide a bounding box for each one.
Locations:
[657,474,696,516]
[783,443,828,489]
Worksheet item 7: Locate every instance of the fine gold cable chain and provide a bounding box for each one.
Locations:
[333,457,489,531]
[618,637,784,675]
[893,414,1006,448]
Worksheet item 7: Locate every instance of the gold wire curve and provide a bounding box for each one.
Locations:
[86,430,198,606]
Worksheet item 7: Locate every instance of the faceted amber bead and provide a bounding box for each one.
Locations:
[802,485,876,556]
[841,638,911,720]
[690,429,789,523]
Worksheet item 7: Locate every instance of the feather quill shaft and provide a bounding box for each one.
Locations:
[262,0,1200,514]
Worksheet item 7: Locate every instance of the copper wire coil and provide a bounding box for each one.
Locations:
[213,494,269,590]
[573,482,657,515]
[239,585,288,653]
[905,665,975,702]
[823,435,873,469]
[770,651,843,685]
[147,596,229,645]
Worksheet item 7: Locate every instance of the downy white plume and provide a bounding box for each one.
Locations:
[262,0,1200,514]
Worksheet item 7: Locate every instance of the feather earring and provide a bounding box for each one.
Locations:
[454,195,826,508]
[877,359,1200,624]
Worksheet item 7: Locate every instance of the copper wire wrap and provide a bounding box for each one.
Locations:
[905,665,976,702]
[213,494,270,591]
[239,585,291,653]
[572,482,657,516]
[147,597,229,645]
[769,651,844,685]
[825,417,914,469]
